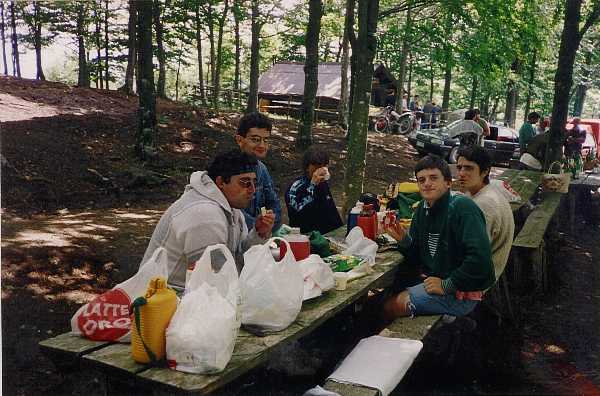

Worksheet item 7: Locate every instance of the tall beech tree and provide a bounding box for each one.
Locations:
[548,0,600,165]
[246,0,260,113]
[343,0,379,213]
[9,1,20,77]
[136,0,157,160]
[1,2,8,75]
[153,0,166,98]
[297,0,323,149]
[120,0,136,94]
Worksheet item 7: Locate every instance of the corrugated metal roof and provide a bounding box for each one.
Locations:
[258,62,348,100]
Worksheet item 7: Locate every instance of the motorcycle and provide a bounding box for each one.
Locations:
[373,106,416,135]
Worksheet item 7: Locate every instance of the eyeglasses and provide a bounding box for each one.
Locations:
[246,135,271,145]
[238,177,257,189]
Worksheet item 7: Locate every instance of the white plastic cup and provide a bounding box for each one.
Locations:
[334,272,349,291]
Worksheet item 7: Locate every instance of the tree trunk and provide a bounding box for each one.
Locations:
[337,0,353,127]
[428,56,434,102]
[246,0,260,114]
[394,0,412,113]
[153,0,166,98]
[76,3,90,88]
[572,50,592,116]
[104,0,110,89]
[94,5,102,89]
[175,44,183,101]
[406,53,413,107]
[9,1,20,78]
[194,6,206,106]
[297,0,323,149]
[233,0,241,93]
[214,0,230,110]
[343,0,379,214]
[120,0,136,94]
[136,0,157,160]
[30,2,44,80]
[207,3,216,100]
[547,0,600,164]
[524,49,537,121]
[504,60,520,128]
[441,12,452,121]
[469,76,477,109]
[1,2,7,75]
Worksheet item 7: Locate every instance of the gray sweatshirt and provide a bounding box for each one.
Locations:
[140,171,265,288]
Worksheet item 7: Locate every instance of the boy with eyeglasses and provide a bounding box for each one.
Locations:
[139,149,275,289]
[235,112,282,232]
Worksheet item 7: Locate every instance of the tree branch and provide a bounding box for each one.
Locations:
[580,0,600,37]
[378,0,434,19]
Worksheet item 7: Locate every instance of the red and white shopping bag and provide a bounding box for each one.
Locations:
[70,247,169,342]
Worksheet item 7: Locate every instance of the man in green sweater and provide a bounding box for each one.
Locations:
[518,112,541,151]
[382,155,494,319]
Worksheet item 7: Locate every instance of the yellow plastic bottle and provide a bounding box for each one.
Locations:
[130,277,177,364]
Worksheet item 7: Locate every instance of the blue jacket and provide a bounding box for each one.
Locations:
[285,175,343,235]
[242,160,282,232]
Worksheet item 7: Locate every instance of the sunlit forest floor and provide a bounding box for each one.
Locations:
[1,76,598,395]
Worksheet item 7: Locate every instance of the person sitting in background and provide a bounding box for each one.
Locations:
[456,146,515,283]
[140,150,275,289]
[519,128,551,171]
[285,147,343,235]
[564,117,587,178]
[235,112,282,232]
[381,155,494,319]
[473,108,491,142]
[519,112,541,151]
[537,117,550,135]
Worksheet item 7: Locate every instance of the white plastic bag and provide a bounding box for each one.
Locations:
[166,244,240,373]
[298,254,335,301]
[490,179,522,203]
[343,227,378,265]
[70,247,169,342]
[239,237,304,334]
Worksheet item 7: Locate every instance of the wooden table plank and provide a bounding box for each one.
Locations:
[83,343,148,374]
[513,192,562,248]
[39,332,112,363]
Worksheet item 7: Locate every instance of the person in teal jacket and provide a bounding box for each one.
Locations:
[518,112,541,151]
[382,155,494,318]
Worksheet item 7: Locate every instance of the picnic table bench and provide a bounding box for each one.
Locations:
[40,229,412,395]
[567,171,600,233]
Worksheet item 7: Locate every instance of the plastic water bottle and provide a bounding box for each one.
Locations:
[131,277,177,364]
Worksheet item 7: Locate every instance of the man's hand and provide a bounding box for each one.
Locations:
[383,221,407,242]
[255,210,275,238]
[311,167,329,185]
[423,276,444,295]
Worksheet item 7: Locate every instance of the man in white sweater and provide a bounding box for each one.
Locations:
[140,149,275,289]
[456,146,515,282]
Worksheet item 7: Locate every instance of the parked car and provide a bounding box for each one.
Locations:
[408,120,519,164]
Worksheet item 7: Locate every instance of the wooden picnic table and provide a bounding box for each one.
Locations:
[567,171,600,233]
[40,228,407,395]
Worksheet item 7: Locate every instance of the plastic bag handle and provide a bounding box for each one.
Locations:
[268,237,293,263]
[139,247,167,273]
[188,244,236,291]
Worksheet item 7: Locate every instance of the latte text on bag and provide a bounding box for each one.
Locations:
[70,247,170,342]
[76,289,131,341]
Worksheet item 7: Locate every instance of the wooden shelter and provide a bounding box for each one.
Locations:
[257,62,398,119]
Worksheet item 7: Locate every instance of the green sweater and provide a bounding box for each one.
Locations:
[400,191,494,292]
[519,122,536,151]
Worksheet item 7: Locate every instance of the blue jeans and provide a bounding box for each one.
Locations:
[407,283,478,317]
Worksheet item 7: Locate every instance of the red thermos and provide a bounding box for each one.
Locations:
[357,204,378,240]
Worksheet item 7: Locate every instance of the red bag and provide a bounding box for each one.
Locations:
[70,247,169,342]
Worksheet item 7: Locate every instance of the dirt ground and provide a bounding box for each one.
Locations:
[2,76,599,395]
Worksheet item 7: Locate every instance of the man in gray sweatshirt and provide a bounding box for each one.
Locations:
[140,149,275,289]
